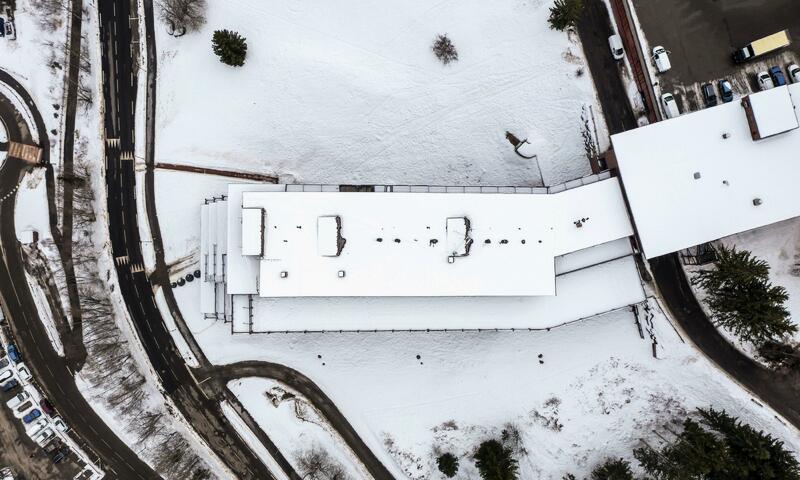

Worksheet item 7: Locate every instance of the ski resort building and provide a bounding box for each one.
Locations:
[613,83,800,259]
[200,174,647,332]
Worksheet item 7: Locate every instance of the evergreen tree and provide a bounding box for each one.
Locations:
[693,245,795,344]
[474,439,519,480]
[591,458,634,480]
[548,0,584,31]
[758,339,800,372]
[212,29,247,67]
[699,408,800,480]
[635,418,727,479]
[437,452,459,478]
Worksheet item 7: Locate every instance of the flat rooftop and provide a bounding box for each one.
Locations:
[227,178,633,298]
[613,84,800,259]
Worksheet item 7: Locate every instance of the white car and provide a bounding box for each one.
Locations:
[652,46,671,73]
[52,416,69,433]
[33,427,54,447]
[789,64,800,84]
[6,390,29,409]
[16,363,31,382]
[608,34,624,60]
[661,92,680,119]
[26,418,48,437]
[0,369,12,385]
[757,71,774,90]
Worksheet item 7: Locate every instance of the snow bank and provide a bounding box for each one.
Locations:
[219,400,291,480]
[228,378,369,479]
[155,0,608,187]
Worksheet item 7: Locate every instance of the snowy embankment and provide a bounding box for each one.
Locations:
[228,378,369,480]
[156,0,608,187]
[219,400,291,480]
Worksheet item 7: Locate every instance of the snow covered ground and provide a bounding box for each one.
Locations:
[228,379,368,480]
[0,0,68,164]
[155,0,608,187]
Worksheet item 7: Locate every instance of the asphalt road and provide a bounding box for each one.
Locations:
[0,72,158,480]
[98,1,294,477]
[577,0,639,135]
[650,254,800,429]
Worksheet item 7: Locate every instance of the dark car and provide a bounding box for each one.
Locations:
[0,18,5,38]
[1,378,18,392]
[769,66,786,86]
[39,398,55,416]
[701,83,717,107]
[22,408,41,424]
[6,344,20,363]
[718,79,734,103]
[52,447,70,464]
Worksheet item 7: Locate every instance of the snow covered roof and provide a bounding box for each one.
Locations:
[241,208,264,256]
[613,83,800,259]
[226,178,633,298]
[743,86,799,140]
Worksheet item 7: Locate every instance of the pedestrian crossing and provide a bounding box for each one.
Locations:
[105,138,121,148]
[114,255,145,273]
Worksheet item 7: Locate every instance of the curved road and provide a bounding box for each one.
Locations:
[0,73,158,480]
[650,254,800,429]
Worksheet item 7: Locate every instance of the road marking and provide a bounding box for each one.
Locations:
[120,151,134,161]
[105,138,121,148]
[114,255,130,266]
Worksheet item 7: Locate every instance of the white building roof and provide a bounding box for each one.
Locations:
[241,208,264,256]
[229,177,632,298]
[746,85,798,139]
[612,83,800,259]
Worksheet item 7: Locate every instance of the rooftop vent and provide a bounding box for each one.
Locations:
[693,172,701,180]
[753,198,762,206]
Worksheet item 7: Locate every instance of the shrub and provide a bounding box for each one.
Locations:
[591,458,634,480]
[432,34,459,65]
[212,29,248,67]
[437,452,459,478]
[474,439,518,480]
[548,0,584,31]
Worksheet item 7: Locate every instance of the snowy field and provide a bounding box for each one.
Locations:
[172,281,800,479]
[155,0,608,186]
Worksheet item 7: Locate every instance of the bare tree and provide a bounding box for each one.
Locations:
[432,34,458,65]
[157,0,207,36]
[30,0,70,32]
[296,446,350,480]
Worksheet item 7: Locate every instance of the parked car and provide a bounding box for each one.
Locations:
[0,358,8,370]
[652,46,671,73]
[0,18,4,38]
[25,418,48,437]
[769,66,786,86]
[6,390,29,409]
[1,378,18,392]
[789,64,800,83]
[0,369,13,385]
[718,79,734,103]
[22,408,41,424]
[701,83,717,107]
[16,364,31,382]
[52,416,69,433]
[43,439,61,454]
[608,34,624,60]
[6,345,20,363]
[52,447,70,464]
[33,427,53,446]
[661,92,680,119]
[39,398,55,416]
[757,71,774,90]
[14,401,34,418]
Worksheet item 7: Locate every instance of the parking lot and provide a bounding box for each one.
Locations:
[632,0,800,111]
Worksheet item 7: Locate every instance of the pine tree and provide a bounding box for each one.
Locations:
[693,245,795,344]
[591,458,634,480]
[437,452,459,478]
[548,0,584,31]
[699,408,800,480]
[634,418,727,479]
[474,439,519,480]
[212,29,248,67]
[758,339,800,372]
